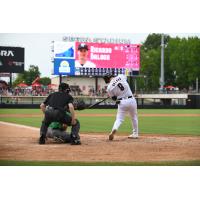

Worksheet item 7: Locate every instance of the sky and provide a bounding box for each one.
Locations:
[0,33,200,77]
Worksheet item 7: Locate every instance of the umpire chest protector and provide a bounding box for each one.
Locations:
[44,91,74,112]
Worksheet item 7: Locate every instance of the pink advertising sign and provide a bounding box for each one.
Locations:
[75,42,140,70]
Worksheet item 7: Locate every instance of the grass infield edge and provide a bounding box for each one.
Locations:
[0,160,200,166]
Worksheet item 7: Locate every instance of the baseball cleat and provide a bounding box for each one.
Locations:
[128,133,139,139]
[109,129,117,141]
[71,139,81,145]
[39,135,46,144]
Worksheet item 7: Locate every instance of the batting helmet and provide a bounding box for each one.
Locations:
[103,73,114,84]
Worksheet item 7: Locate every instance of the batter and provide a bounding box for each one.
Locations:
[103,73,139,140]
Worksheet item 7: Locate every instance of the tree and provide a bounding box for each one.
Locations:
[140,34,200,90]
[13,73,25,87]
[140,48,161,90]
[139,33,171,91]
[39,77,51,85]
[13,65,41,86]
[142,33,170,50]
[25,65,41,85]
[167,37,200,89]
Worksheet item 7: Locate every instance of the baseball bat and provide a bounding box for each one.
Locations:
[88,97,110,109]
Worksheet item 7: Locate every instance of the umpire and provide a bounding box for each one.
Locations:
[39,83,81,145]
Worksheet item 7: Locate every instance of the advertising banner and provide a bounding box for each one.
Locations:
[0,46,24,73]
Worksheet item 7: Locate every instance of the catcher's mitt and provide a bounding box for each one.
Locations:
[73,100,86,110]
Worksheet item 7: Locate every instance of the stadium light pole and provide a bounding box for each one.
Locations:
[160,34,165,90]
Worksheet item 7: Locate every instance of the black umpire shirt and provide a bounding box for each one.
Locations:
[43,91,74,111]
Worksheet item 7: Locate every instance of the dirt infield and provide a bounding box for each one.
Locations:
[0,113,200,118]
[0,122,200,162]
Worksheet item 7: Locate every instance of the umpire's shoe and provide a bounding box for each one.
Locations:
[71,139,81,145]
[71,134,81,145]
[39,135,46,144]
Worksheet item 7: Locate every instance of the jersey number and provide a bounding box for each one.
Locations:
[117,83,125,91]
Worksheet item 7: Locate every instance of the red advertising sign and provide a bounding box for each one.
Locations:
[75,42,140,70]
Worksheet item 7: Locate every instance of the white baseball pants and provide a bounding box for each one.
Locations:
[112,98,138,134]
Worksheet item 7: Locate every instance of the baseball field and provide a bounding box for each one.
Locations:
[0,108,200,165]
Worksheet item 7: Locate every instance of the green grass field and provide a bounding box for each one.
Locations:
[0,160,200,166]
[0,108,200,166]
[0,108,200,135]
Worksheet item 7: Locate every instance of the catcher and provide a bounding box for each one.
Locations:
[46,109,85,144]
[46,121,71,143]
[39,83,86,145]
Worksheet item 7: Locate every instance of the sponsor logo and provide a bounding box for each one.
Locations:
[59,60,71,73]
[0,50,14,57]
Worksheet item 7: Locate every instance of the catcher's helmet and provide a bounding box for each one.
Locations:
[103,73,114,84]
[59,83,71,93]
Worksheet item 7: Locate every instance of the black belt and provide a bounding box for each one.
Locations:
[46,106,65,112]
[118,96,133,101]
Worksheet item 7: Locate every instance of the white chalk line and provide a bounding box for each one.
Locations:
[0,121,101,138]
[0,121,39,131]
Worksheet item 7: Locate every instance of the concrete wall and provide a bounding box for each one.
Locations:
[51,76,107,95]
[138,94,188,99]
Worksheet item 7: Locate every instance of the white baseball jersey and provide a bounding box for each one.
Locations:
[107,74,138,136]
[107,74,133,99]
[75,60,96,68]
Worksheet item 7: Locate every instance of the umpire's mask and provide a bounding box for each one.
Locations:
[59,83,71,93]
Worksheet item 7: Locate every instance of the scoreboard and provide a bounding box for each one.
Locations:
[78,68,138,76]
[52,41,140,76]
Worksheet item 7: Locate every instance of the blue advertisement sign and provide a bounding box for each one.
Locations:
[53,42,76,75]
[54,59,75,75]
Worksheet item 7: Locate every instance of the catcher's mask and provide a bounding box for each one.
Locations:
[103,73,114,84]
[59,83,71,93]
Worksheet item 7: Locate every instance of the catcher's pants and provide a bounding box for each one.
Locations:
[112,98,138,134]
[40,108,80,141]
[46,128,71,143]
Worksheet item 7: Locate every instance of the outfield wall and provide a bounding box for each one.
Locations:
[0,94,199,109]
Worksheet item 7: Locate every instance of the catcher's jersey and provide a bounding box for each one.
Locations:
[107,75,133,99]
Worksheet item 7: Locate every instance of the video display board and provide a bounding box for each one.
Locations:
[53,42,140,76]
[0,46,24,73]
